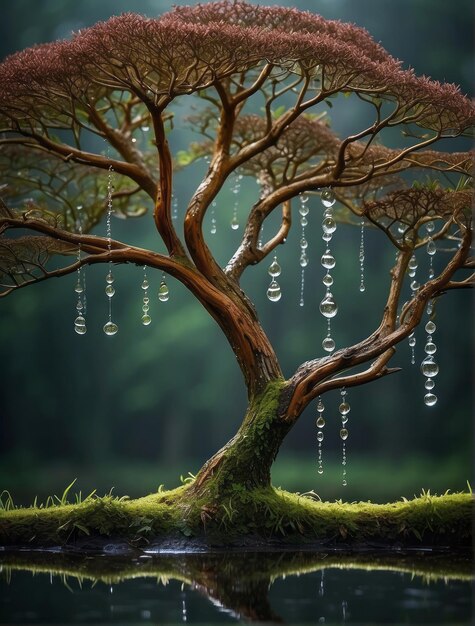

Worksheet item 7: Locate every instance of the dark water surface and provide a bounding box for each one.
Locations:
[0,549,472,625]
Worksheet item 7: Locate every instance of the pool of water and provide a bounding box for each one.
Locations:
[0,550,472,624]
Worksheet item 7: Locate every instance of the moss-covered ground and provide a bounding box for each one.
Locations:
[0,483,472,549]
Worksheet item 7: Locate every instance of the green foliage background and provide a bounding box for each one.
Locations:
[0,0,472,504]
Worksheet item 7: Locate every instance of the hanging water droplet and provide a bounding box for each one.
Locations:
[425,321,436,334]
[230,215,239,230]
[341,414,348,425]
[317,400,324,412]
[142,304,149,312]
[342,479,347,486]
[424,341,437,355]
[322,337,335,352]
[340,428,349,440]
[267,280,281,302]
[322,231,332,243]
[428,268,435,280]
[300,237,308,250]
[299,205,309,218]
[321,189,336,208]
[210,218,217,235]
[105,284,115,298]
[421,356,439,378]
[316,416,325,428]
[397,224,406,234]
[408,335,416,347]
[300,216,308,227]
[143,296,150,305]
[322,272,333,287]
[74,315,87,335]
[75,282,84,294]
[410,280,420,291]
[359,282,366,293]
[76,300,83,312]
[103,321,118,336]
[141,314,152,326]
[268,257,281,277]
[425,221,435,233]
[408,255,418,272]
[141,279,149,290]
[424,393,437,407]
[425,378,435,390]
[158,282,169,302]
[299,253,308,268]
[426,240,437,256]
[106,272,114,284]
[339,402,351,415]
[317,431,324,442]
[319,292,338,318]
[321,251,336,269]
[322,217,336,234]
[318,467,324,475]
[141,125,150,132]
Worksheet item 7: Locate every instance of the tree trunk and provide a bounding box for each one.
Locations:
[191,380,294,496]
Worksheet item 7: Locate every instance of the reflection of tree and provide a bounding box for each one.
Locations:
[1,550,472,622]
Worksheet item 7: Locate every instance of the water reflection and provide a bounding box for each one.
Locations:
[0,549,472,624]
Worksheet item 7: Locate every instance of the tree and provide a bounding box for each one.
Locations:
[0,0,472,513]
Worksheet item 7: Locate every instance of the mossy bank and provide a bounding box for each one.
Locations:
[0,485,472,550]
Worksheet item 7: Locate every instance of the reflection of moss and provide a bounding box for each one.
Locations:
[0,486,472,549]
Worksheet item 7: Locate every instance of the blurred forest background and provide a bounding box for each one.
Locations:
[0,0,473,505]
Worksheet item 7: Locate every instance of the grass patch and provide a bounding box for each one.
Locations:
[0,483,472,549]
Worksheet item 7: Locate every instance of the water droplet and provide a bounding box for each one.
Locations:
[299,253,308,268]
[267,280,281,302]
[318,467,324,475]
[428,268,435,279]
[408,336,416,347]
[142,304,149,312]
[397,224,406,234]
[410,280,420,291]
[340,428,348,440]
[299,204,309,217]
[105,284,115,298]
[74,282,84,294]
[268,257,281,277]
[319,292,338,318]
[317,400,324,412]
[424,341,437,355]
[300,216,308,227]
[74,315,86,335]
[321,251,336,269]
[300,237,308,250]
[421,356,439,378]
[408,255,418,271]
[339,402,351,415]
[425,378,435,390]
[322,337,335,352]
[321,189,336,208]
[141,279,149,290]
[341,415,348,425]
[103,321,118,336]
[143,296,150,305]
[230,215,239,230]
[317,431,324,442]
[76,301,83,312]
[322,217,336,234]
[322,231,333,242]
[106,272,114,284]
[322,273,333,287]
[158,282,169,302]
[142,314,151,326]
[426,240,436,256]
[425,321,436,334]
[425,221,435,233]
[359,283,366,293]
[141,125,150,132]
[424,393,437,406]
[316,416,325,428]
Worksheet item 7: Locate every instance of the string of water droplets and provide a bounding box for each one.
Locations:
[230,174,242,230]
[316,397,325,475]
[407,252,419,364]
[421,220,438,407]
[103,165,118,336]
[141,266,151,325]
[267,255,282,302]
[319,189,338,353]
[339,388,350,486]
[210,200,217,235]
[172,195,178,221]
[73,211,87,335]
[298,193,309,306]
[358,219,366,292]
